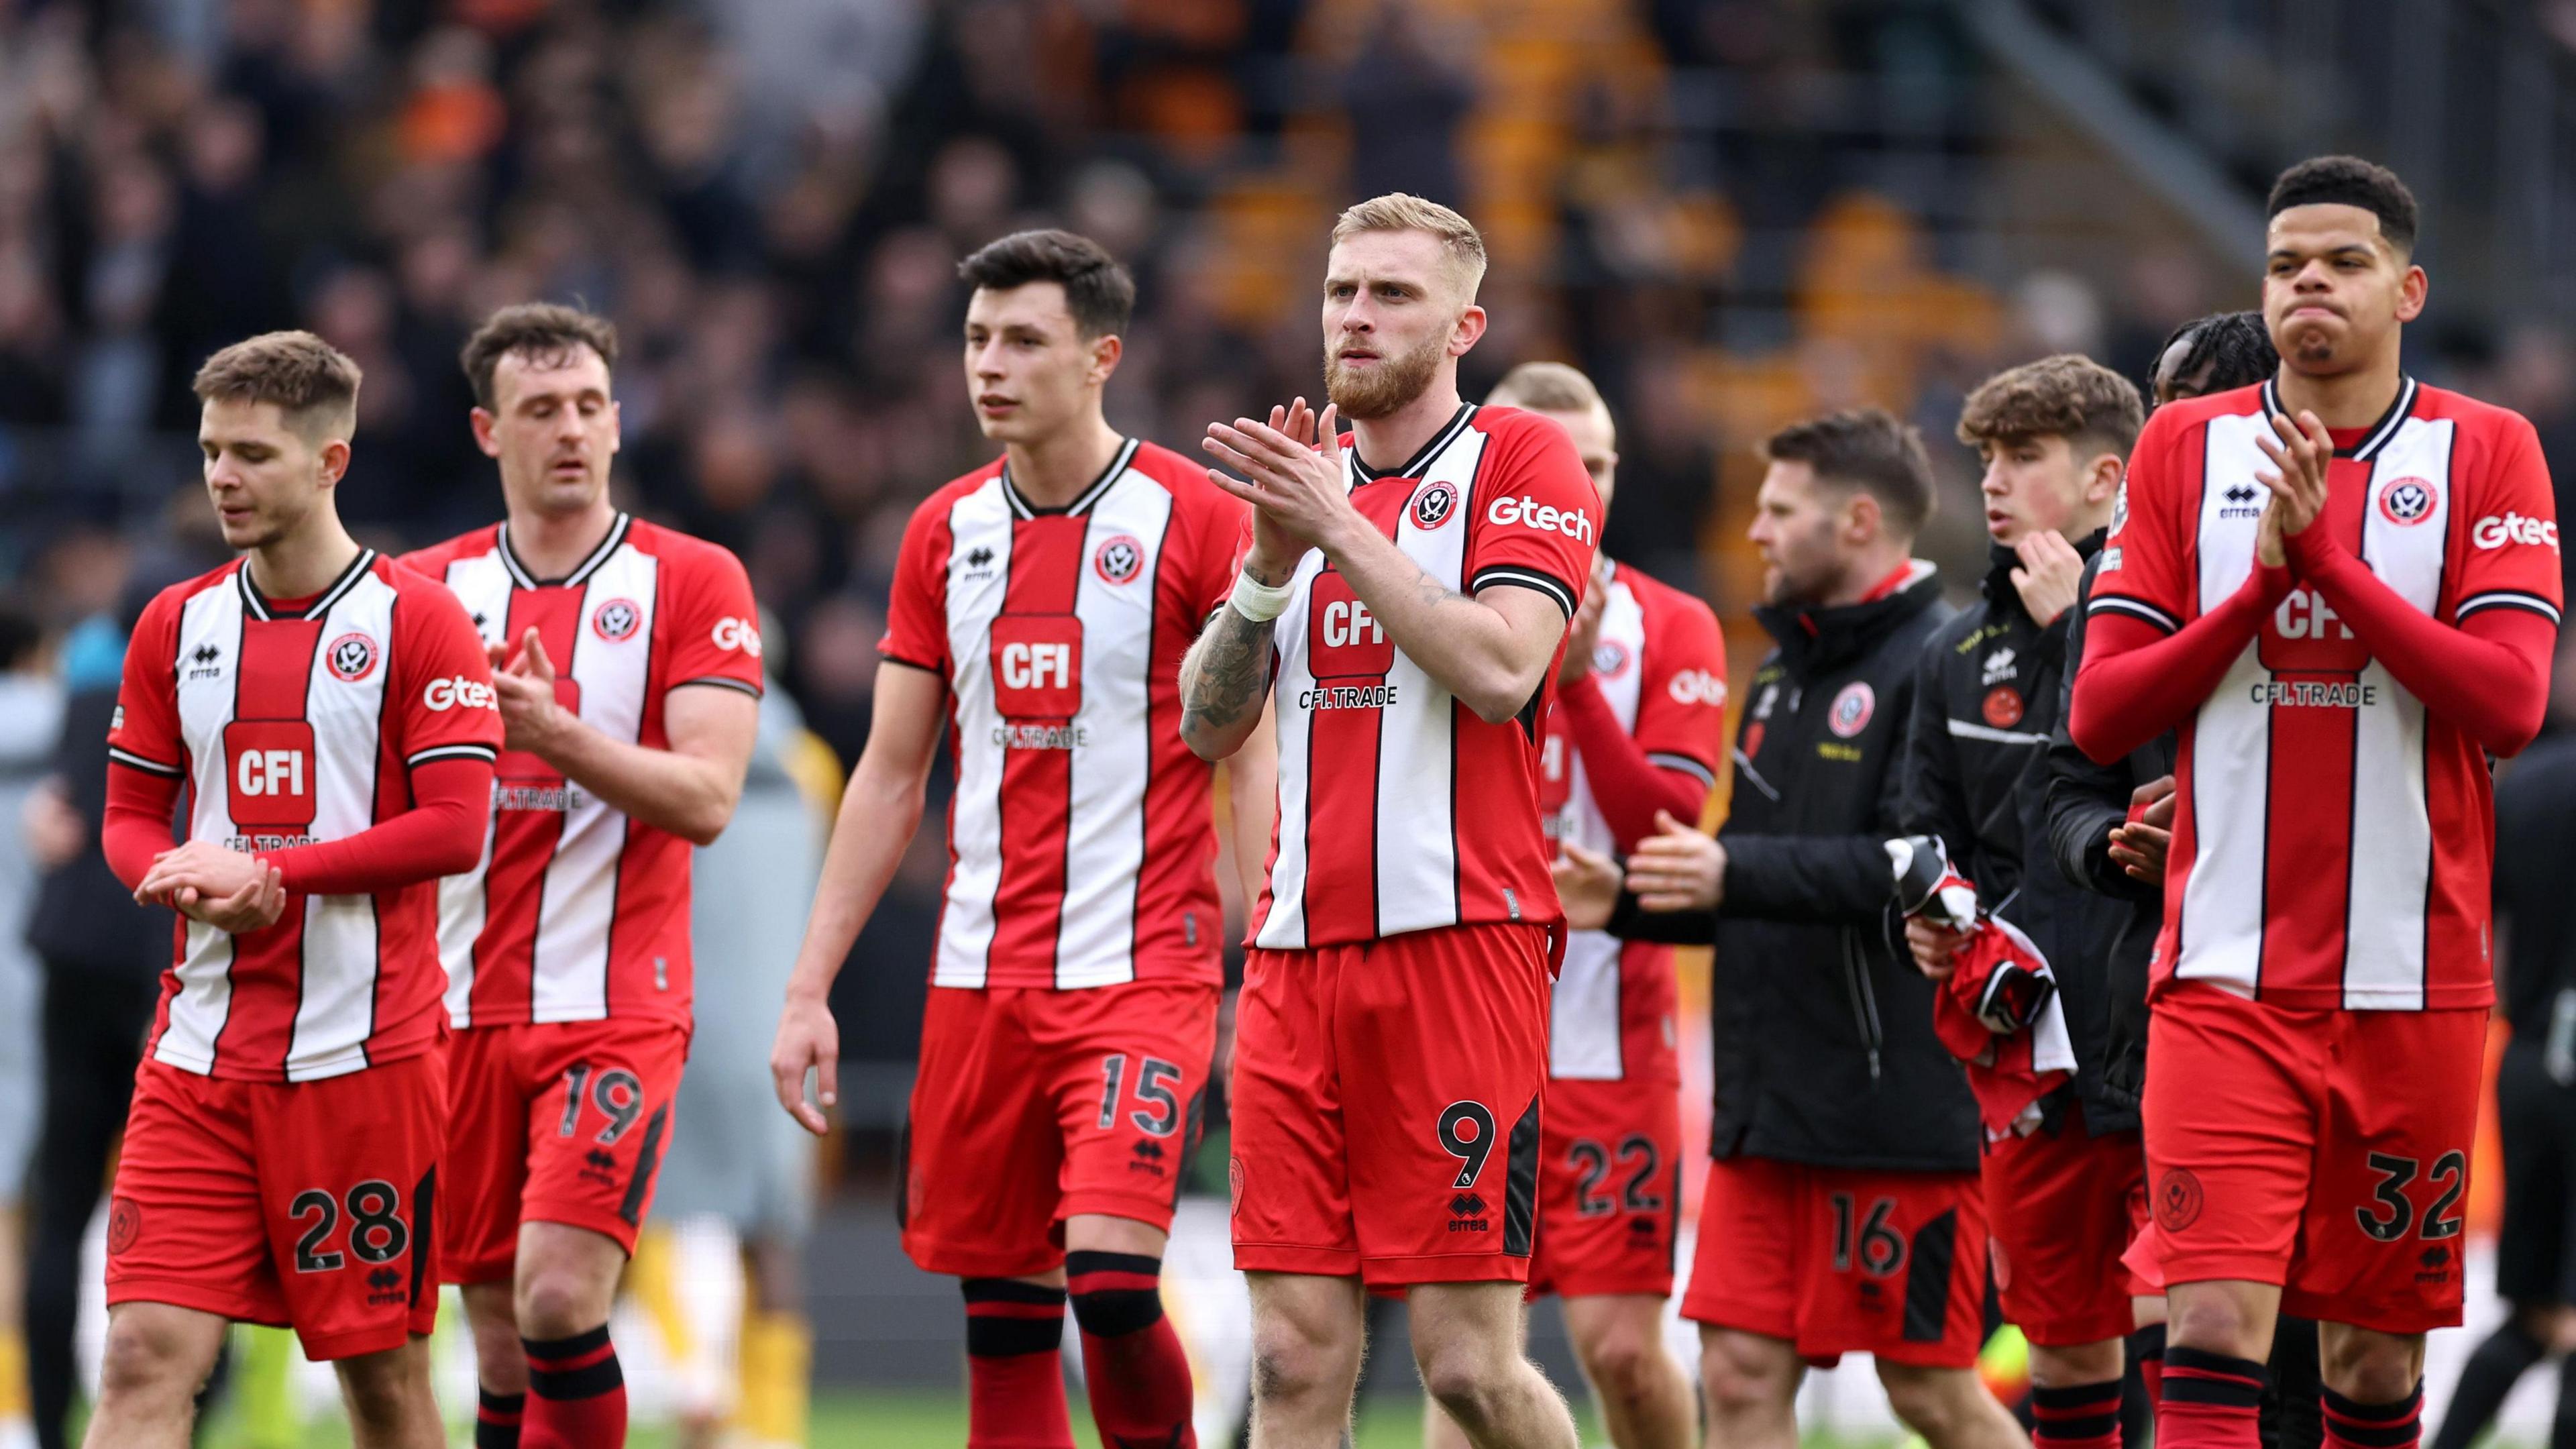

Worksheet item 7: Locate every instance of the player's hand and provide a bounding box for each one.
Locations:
[1203,400,1364,561]
[2009,529,2086,629]
[1625,809,1724,912]
[2108,774,2176,885]
[490,629,574,755]
[1906,916,1970,980]
[770,994,841,1137]
[137,838,263,908]
[21,778,85,869]
[187,865,287,934]
[2253,409,2334,559]
[1552,840,1623,930]
[1556,559,1613,689]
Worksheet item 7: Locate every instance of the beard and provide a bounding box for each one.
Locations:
[1324,333,1444,420]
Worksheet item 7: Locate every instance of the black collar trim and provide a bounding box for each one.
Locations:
[499,512,631,590]
[2260,374,2417,462]
[239,548,376,623]
[1351,404,1477,484]
[1004,437,1138,519]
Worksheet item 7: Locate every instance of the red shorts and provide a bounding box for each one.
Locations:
[1681,1155,1988,1368]
[2141,983,2485,1334]
[441,1018,689,1285]
[1984,1113,2146,1346]
[1231,922,1552,1290]
[901,979,1218,1279]
[1527,1075,1683,1299]
[107,1053,445,1360]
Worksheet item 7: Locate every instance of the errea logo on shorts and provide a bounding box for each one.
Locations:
[423,676,498,712]
[1486,494,1594,543]
[2473,512,2560,552]
[1667,669,1725,707]
[711,616,764,657]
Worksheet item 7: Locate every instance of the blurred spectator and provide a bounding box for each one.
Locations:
[0,600,56,1449]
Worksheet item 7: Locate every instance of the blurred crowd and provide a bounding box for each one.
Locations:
[3,0,2576,1085]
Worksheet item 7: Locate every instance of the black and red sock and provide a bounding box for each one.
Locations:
[1067,1251,1196,1448]
[963,1278,1076,1449]
[2034,1379,2125,1449]
[521,1325,625,1449]
[474,1387,525,1449]
[2324,1383,2424,1449]
[2161,1346,2267,1449]
[2135,1323,2169,1419]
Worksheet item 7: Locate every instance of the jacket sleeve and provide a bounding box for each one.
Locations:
[1895,632,1976,875]
[1719,659,1913,924]
[2048,557,2153,902]
[1604,891,1717,944]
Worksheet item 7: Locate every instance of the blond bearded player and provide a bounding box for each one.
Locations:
[1181,195,1599,1448]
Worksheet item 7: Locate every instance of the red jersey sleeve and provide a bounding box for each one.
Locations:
[1465,411,1601,619]
[388,580,504,771]
[1629,584,1729,786]
[2088,409,2196,636]
[662,541,766,698]
[879,491,955,674]
[2453,413,2566,629]
[107,587,186,781]
[1188,486,1255,621]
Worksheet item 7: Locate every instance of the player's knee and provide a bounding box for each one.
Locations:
[1701,1342,1792,1419]
[516,1265,609,1341]
[2166,1293,2267,1360]
[1878,1364,1977,1439]
[1574,1322,1666,1409]
[1248,1320,1351,1407]
[1415,1340,1515,1426]
[2318,1332,2423,1405]
[95,1317,210,1405]
[335,1350,427,1426]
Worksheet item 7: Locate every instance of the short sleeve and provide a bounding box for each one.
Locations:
[1629,587,1727,787]
[390,582,504,770]
[2454,415,2565,628]
[663,543,767,698]
[1465,413,1601,619]
[879,493,954,674]
[107,589,185,780]
[2088,409,2194,635]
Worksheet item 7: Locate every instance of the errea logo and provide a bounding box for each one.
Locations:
[423,676,498,712]
[1486,494,1594,543]
[2473,512,2560,552]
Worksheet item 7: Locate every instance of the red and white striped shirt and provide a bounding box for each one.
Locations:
[405,514,765,1030]
[1252,404,1601,949]
[879,438,1247,989]
[2089,376,2563,1010]
[1538,561,1727,1081]
[107,552,502,1081]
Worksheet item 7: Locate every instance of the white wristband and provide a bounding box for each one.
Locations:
[1230,569,1295,623]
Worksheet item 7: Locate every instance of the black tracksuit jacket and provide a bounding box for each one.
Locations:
[1611,568,1982,1173]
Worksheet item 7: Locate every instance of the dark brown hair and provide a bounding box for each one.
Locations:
[2269,156,2418,255]
[1956,354,2145,459]
[460,302,621,410]
[957,229,1135,337]
[1764,407,1936,538]
[192,331,363,439]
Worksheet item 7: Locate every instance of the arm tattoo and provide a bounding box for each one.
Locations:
[1181,607,1275,736]
[1411,564,1469,611]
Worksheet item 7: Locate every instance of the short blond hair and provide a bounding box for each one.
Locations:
[1332,193,1488,299]
[193,331,362,441]
[1487,361,1605,417]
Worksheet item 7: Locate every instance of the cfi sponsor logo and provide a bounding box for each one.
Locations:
[1827,682,1875,738]
[1409,480,1459,530]
[711,616,763,657]
[1668,668,1725,707]
[1487,494,1595,543]
[2473,511,2560,552]
[2378,477,2436,526]
[423,676,498,711]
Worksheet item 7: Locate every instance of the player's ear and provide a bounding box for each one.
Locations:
[2396,263,2428,324]
[2085,451,2124,506]
[1843,488,1883,546]
[1450,304,1488,358]
[1088,332,1123,386]
[470,407,503,460]
[315,437,352,490]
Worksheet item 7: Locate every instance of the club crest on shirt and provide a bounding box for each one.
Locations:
[1593,639,1630,677]
[325,632,379,683]
[1092,533,1144,585]
[2378,476,2436,526]
[1827,682,1875,738]
[1409,480,1458,530]
[590,597,641,642]
[1982,686,2023,729]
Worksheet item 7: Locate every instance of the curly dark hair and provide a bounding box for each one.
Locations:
[460,303,620,411]
[2151,310,2279,402]
[2268,155,2418,254]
